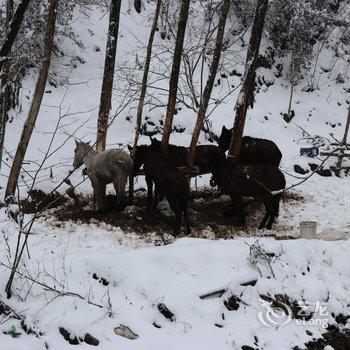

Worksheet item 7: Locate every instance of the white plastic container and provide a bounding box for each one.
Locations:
[299,221,317,239]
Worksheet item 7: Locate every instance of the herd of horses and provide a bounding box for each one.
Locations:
[73,126,286,235]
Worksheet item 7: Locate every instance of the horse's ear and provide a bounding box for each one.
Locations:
[75,139,79,146]
[127,144,132,151]
[222,126,227,132]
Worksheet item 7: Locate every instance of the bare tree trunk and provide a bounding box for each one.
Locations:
[287,63,294,116]
[161,0,190,154]
[0,0,14,172]
[335,104,350,176]
[129,0,162,204]
[342,105,350,145]
[0,0,31,72]
[96,0,122,151]
[5,0,59,200]
[228,0,269,160]
[187,0,231,167]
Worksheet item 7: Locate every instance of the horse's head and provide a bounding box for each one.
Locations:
[132,144,151,173]
[217,126,232,152]
[73,140,90,168]
[149,137,161,148]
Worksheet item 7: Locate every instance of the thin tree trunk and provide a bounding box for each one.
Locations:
[228,0,269,160]
[342,105,350,145]
[187,0,231,167]
[161,0,190,154]
[335,104,350,176]
[5,0,59,199]
[0,0,31,72]
[96,0,122,151]
[129,0,162,204]
[287,62,294,116]
[0,0,14,172]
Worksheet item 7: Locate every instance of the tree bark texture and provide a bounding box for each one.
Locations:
[0,0,15,172]
[96,0,122,151]
[129,0,162,203]
[160,0,191,154]
[0,0,31,71]
[228,0,269,160]
[187,0,231,167]
[5,0,59,199]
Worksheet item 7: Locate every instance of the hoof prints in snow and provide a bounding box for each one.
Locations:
[59,327,99,346]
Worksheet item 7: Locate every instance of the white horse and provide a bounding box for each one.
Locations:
[73,140,133,211]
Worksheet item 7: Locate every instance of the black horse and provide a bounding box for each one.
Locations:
[212,157,286,229]
[129,137,226,176]
[218,126,282,166]
[134,144,191,235]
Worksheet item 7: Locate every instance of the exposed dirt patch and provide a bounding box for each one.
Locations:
[50,187,305,239]
[296,326,350,350]
[21,189,69,213]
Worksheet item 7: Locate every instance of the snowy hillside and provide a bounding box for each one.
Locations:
[0,1,350,349]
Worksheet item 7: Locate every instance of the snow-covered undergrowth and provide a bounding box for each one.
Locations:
[1,227,350,349]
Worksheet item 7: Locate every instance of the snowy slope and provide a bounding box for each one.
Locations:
[1,220,350,350]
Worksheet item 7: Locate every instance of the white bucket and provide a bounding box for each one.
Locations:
[299,221,317,239]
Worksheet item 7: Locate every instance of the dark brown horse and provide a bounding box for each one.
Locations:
[134,144,191,235]
[218,126,282,166]
[129,138,226,176]
[212,157,285,229]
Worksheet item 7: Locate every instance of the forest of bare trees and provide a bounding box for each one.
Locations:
[0,0,349,313]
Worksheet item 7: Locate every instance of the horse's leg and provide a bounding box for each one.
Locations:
[265,195,281,230]
[175,207,183,235]
[274,194,281,217]
[230,195,245,226]
[169,199,181,236]
[183,200,191,234]
[153,183,159,209]
[113,179,126,207]
[259,197,272,229]
[91,177,105,212]
[145,175,153,211]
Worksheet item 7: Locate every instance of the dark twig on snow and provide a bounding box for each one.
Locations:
[0,261,103,308]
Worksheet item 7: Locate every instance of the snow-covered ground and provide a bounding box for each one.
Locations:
[1,221,350,350]
[0,2,350,349]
